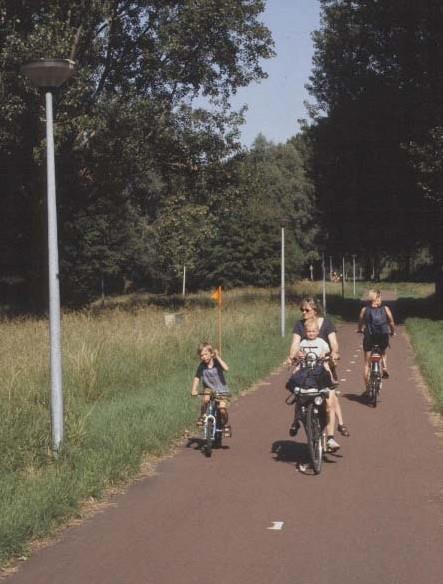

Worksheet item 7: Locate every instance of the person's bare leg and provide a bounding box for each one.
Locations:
[326,395,336,436]
[333,392,344,426]
[364,352,371,386]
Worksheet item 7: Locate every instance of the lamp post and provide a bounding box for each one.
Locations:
[281,225,286,337]
[322,252,327,315]
[352,254,357,297]
[21,59,75,453]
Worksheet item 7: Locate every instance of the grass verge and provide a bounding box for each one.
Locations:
[0,293,291,565]
[404,318,443,414]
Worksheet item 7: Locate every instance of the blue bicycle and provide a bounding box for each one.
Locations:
[198,391,225,457]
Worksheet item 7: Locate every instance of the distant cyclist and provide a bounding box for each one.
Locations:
[358,289,395,390]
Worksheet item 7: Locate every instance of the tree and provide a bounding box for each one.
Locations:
[197,136,318,287]
[0,0,274,307]
[305,0,443,283]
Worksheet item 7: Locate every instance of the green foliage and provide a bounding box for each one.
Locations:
[196,136,318,287]
[406,318,443,414]
[0,0,274,307]
[305,0,443,280]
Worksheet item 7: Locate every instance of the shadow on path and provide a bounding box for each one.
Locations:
[185,436,230,456]
[271,440,341,476]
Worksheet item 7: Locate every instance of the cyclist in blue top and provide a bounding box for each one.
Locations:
[358,289,395,388]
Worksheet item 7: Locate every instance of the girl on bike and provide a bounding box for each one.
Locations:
[190,342,231,437]
[358,289,395,389]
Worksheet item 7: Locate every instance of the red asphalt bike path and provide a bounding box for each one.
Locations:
[4,323,443,584]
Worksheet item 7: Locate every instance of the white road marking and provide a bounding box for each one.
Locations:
[267,521,284,531]
[340,378,347,382]
[350,361,356,364]
[346,369,352,372]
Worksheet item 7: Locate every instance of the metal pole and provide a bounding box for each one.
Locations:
[352,255,356,297]
[322,252,327,315]
[182,265,186,297]
[45,90,63,453]
[329,256,333,281]
[281,227,285,337]
[342,255,345,298]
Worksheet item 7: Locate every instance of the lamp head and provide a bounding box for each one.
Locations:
[21,58,75,89]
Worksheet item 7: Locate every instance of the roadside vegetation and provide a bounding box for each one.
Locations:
[0,281,441,566]
[0,288,294,565]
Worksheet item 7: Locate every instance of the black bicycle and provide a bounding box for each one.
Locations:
[367,344,383,407]
[286,353,330,474]
[198,391,225,457]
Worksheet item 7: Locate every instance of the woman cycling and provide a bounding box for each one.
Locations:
[287,296,350,451]
[358,289,395,390]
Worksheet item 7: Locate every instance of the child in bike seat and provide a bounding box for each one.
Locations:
[291,318,338,387]
[190,342,231,437]
[287,319,340,451]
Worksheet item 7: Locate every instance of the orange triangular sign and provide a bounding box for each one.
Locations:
[211,286,222,304]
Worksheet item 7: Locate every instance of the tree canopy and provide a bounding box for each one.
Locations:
[304,0,443,280]
[3,1,309,308]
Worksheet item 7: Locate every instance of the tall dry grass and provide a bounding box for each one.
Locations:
[0,292,290,563]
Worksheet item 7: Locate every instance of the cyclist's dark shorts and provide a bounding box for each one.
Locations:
[363,333,389,353]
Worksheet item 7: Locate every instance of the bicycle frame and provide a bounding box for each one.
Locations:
[199,392,224,456]
[367,345,383,407]
[203,398,220,441]
[287,352,331,474]
[370,345,383,378]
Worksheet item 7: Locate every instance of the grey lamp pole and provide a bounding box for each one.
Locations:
[21,59,75,453]
[352,254,357,297]
[322,252,327,315]
[281,225,285,337]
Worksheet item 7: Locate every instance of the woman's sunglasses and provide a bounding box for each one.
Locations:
[301,307,312,312]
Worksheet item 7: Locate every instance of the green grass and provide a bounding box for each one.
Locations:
[0,293,291,565]
[404,319,443,414]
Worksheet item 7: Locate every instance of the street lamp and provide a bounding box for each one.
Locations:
[352,254,357,297]
[321,252,327,315]
[281,224,286,337]
[21,58,75,453]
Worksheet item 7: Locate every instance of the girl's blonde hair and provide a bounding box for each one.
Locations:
[367,289,381,302]
[197,342,214,356]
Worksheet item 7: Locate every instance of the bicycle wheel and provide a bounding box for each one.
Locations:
[306,403,323,474]
[369,376,379,407]
[214,411,223,449]
[205,418,214,457]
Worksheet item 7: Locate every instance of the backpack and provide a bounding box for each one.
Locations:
[366,305,389,335]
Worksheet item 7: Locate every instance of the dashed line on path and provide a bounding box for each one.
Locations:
[267,522,284,531]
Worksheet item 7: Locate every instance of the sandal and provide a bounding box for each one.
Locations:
[338,424,350,437]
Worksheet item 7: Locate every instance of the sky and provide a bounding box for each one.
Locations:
[231,0,321,147]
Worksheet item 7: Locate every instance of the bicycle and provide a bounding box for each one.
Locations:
[198,391,228,457]
[286,353,330,474]
[366,344,383,407]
